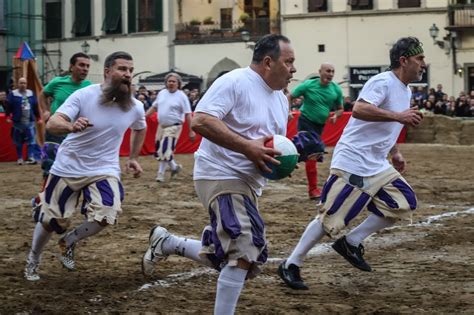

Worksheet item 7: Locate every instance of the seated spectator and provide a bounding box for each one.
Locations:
[433,100,446,115]
[445,98,456,117]
[469,98,474,117]
[455,96,470,117]
[188,88,200,111]
[413,86,427,106]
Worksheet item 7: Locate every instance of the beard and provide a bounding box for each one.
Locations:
[100,79,133,111]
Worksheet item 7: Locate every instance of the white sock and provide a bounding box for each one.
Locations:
[214,265,247,315]
[345,213,396,246]
[286,218,326,267]
[158,162,168,174]
[28,223,52,263]
[64,221,105,247]
[169,159,178,170]
[161,235,213,266]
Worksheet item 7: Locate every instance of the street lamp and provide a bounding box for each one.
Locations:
[241,31,255,50]
[429,23,450,54]
[81,41,90,54]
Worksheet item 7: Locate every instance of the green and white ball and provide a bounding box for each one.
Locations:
[262,135,299,180]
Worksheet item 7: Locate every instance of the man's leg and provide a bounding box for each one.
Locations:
[278,218,326,290]
[25,222,53,281]
[214,260,248,315]
[305,159,320,199]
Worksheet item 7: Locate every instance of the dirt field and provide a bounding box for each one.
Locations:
[0,143,473,314]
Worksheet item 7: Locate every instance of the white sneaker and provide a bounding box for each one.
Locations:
[156,173,165,182]
[170,164,182,178]
[17,159,24,165]
[142,225,171,278]
[58,237,76,271]
[24,259,40,281]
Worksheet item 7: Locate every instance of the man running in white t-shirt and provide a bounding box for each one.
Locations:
[24,51,147,281]
[278,37,426,290]
[142,34,296,315]
[145,72,195,182]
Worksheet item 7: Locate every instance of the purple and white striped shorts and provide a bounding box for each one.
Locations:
[195,179,268,276]
[319,167,417,237]
[34,174,124,233]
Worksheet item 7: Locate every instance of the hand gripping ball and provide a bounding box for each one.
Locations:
[262,135,299,180]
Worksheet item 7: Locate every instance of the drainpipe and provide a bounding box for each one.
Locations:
[168,0,175,70]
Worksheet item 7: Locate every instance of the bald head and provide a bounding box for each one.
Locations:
[318,63,335,86]
[18,77,27,92]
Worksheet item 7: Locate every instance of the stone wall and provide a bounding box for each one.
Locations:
[406,114,474,145]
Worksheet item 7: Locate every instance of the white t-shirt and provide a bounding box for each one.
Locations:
[331,71,411,176]
[152,89,191,126]
[51,84,146,178]
[193,67,289,195]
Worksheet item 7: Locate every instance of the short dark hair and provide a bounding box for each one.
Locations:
[252,34,291,64]
[69,52,90,66]
[104,51,133,69]
[389,37,423,69]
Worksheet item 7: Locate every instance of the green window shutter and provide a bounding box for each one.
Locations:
[74,0,91,36]
[154,0,163,32]
[104,0,122,34]
[128,0,137,33]
[45,2,62,39]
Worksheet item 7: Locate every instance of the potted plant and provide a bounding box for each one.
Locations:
[239,12,250,23]
[203,16,214,25]
[189,18,201,26]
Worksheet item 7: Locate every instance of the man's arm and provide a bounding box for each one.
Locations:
[126,127,147,178]
[145,105,156,118]
[46,112,92,135]
[390,143,406,174]
[352,100,423,127]
[191,112,280,173]
[185,112,196,142]
[38,91,52,121]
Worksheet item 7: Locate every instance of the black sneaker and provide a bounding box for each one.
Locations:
[277,260,309,290]
[332,236,372,272]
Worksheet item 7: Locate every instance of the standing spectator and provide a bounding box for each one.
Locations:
[278,36,424,290]
[287,63,344,199]
[188,88,200,111]
[141,34,296,315]
[445,96,456,117]
[0,90,7,113]
[434,83,446,102]
[455,95,470,117]
[5,77,40,165]
[24,51,147,281]
[469,98,474,117]
[145,73,196,182]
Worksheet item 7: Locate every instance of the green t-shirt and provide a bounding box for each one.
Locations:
[43,75,92,114]
[292,78,343,125]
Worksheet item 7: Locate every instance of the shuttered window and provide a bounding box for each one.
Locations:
[103,0,122,34]
[45,1,62,39]
[128,0,163,33]
[72,0,91,37]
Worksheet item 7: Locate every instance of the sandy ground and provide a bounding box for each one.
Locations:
[0,143,473,314]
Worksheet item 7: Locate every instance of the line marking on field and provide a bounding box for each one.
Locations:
[139,207,473,290]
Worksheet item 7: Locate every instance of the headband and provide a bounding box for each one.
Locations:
[403,43,424,58]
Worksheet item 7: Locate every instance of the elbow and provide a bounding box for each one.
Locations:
[190,113,204,133]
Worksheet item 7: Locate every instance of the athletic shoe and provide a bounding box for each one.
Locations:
[156,173,165,182]
[142,225,171,278]
[17,159,24,165]
[58,237,76,271]
[277,260,309,290]
[332,236,372,272]
[170,164,182,178]
[25,157,37,165]
[309,188,321,200]
[24,259,40,281]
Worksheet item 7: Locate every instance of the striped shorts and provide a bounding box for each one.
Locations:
[195,179,267,278]
[155,124,182,161]
[34,174,124,233]
[319,167,417,237]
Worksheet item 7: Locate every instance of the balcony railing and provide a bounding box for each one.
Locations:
[174,18,280,44]
[448,4,474,28]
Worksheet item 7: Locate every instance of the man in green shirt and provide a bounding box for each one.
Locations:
[288,63,343,199]
[38,53,91,178]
